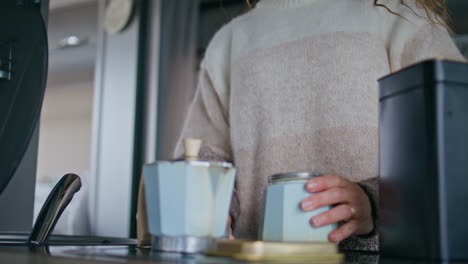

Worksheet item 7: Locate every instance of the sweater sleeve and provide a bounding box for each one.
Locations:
[399,23,466,69]
[173,66,233,161]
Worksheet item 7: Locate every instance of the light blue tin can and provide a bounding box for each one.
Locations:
[261,172,337,242]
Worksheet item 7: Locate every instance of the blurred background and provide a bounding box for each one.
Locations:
[35,0,468,238]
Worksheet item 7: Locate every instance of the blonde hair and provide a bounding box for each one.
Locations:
[374,0,452,33]
[246,0,452,33]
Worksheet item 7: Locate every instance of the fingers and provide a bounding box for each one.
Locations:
[310,204,356,228]
[305,174,350,193]
[328,221,359,243]
[300,174,375,240]
[301,187,358,211]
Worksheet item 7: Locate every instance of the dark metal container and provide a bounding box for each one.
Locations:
[379,59,468,261]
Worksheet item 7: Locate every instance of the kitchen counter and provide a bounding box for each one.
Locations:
[0,244,367,264]
[1,245,464,264]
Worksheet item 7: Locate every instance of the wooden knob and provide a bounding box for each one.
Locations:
[183,138,202,161]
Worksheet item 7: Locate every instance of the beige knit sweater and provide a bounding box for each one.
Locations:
[174,0,465,251]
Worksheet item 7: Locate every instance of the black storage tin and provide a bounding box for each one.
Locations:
[379,60,468,261]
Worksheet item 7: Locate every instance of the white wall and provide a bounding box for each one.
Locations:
[34,81,94,235]
[33,1,98,235]
[37,82,94,183]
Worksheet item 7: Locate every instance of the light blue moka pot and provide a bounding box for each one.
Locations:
[143,138,236,253]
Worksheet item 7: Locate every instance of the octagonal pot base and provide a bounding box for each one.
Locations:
[151,235,216,254]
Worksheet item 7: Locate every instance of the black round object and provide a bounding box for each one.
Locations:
[0,2,48,194]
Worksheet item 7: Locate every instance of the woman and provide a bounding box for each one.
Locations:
[174,0,465,251]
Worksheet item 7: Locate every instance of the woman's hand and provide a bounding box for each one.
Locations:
[300,174,374,243]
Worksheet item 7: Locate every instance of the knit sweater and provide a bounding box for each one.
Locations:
[174,0,465,251]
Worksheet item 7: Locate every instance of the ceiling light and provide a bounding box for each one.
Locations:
[57,35,88,49]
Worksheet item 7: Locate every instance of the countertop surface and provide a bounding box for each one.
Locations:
[0,245,465,264]
[0,244,370,264]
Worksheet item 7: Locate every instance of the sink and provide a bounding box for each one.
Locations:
[0,175,137,247]
[0,233,137,246]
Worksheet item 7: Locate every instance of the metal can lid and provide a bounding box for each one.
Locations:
[268,172,323,185]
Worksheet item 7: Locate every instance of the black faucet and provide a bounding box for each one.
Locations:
[27,173,81,246]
